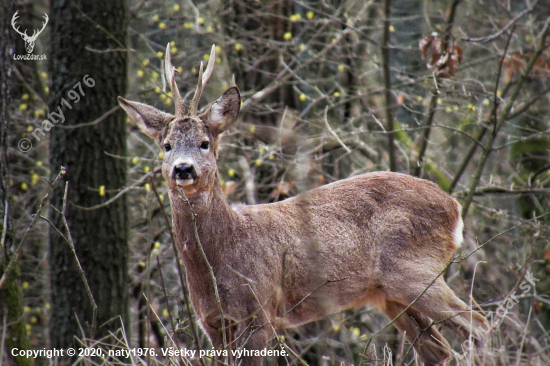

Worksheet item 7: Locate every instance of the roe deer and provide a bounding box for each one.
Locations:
[118,44,488,366]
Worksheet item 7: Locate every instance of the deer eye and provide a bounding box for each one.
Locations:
[200,141,209,150]
[164,143,171,152]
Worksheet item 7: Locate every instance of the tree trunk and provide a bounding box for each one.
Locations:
[48,0,129,349]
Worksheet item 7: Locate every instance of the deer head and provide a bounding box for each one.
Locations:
[12,11,48,54]
[118,44,240,196]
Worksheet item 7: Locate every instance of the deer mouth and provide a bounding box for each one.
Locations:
[176,178,195,187]
[172,163,197,187]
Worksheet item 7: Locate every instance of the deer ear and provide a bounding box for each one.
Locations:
[202,86,240,136]
[118,96,173,143]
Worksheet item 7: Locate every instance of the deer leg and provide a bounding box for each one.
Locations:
[388,278,489,350]
[381,300,451,366]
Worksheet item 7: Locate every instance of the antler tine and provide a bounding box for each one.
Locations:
[189,44,216,116]
[11,11,27,37]
[165,43,184,117]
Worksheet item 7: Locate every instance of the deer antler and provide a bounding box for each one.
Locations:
[189,45,216,116]
[165,43,184,117]
[11,11,28,39]
[30,13,48,40]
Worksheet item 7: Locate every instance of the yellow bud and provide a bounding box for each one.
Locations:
[99,185,105,196]
[41,72,48,79]
[137,70,144,77]
[155,87,161,94]
[389,25,395,32]
[283,32,292,40]
[228,168,235,177]
[152,14,159,22]
[36,161,43,167]
[482,98,490,106]
[206,25,213,33]
[44,86,49,94]
[255,159,262,166]
[22,93,29,101]
[144,183,151,191]
[24,306,31,313]
[215,45,222,54]
[338,64,345,73]
[157,51,164,58]
[30,316,37,324]
[171,47,177,54]
[299,43,306,51]
[299,93,307,102]
[31,172,39,185]
[21,182,28,191]
[19,103,28,111]
[158,151,164,159]
[162,308,169,317]
[333,92,341,98]
[159,22,166,30]
[306,11,314,19]
[45,302,51,310]
[152,71,159,79]
[144,166,150,173]
[198,17,205,25]
[22,281,29,290]
[249,125,256,133]
[154,241,161,249]
[172,4,180,11]
[132,156,139,164]
[235,43,244,51]
[142,59,150,66]
[445,106,452,113]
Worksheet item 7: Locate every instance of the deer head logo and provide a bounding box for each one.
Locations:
[12,11,48,54]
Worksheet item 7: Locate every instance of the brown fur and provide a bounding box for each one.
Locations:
[118,61,488,366]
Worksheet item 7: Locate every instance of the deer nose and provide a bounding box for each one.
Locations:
[173,163,197,180]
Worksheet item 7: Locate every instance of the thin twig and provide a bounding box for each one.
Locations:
[462,1,538,43]
[60,182,98,337]
[382,0,396,171]
[156,256,185,365]
[0,168,66,289]
[56,106,119,129]
[177,187,228,355]
[461,25,549,217]
[413,0,461,177]
[323,106,351,153]
[150,179,204,366]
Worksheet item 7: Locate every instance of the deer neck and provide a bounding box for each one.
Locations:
[168,175,237,256]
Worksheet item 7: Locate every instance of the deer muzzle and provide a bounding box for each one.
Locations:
[172,163,197,186]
